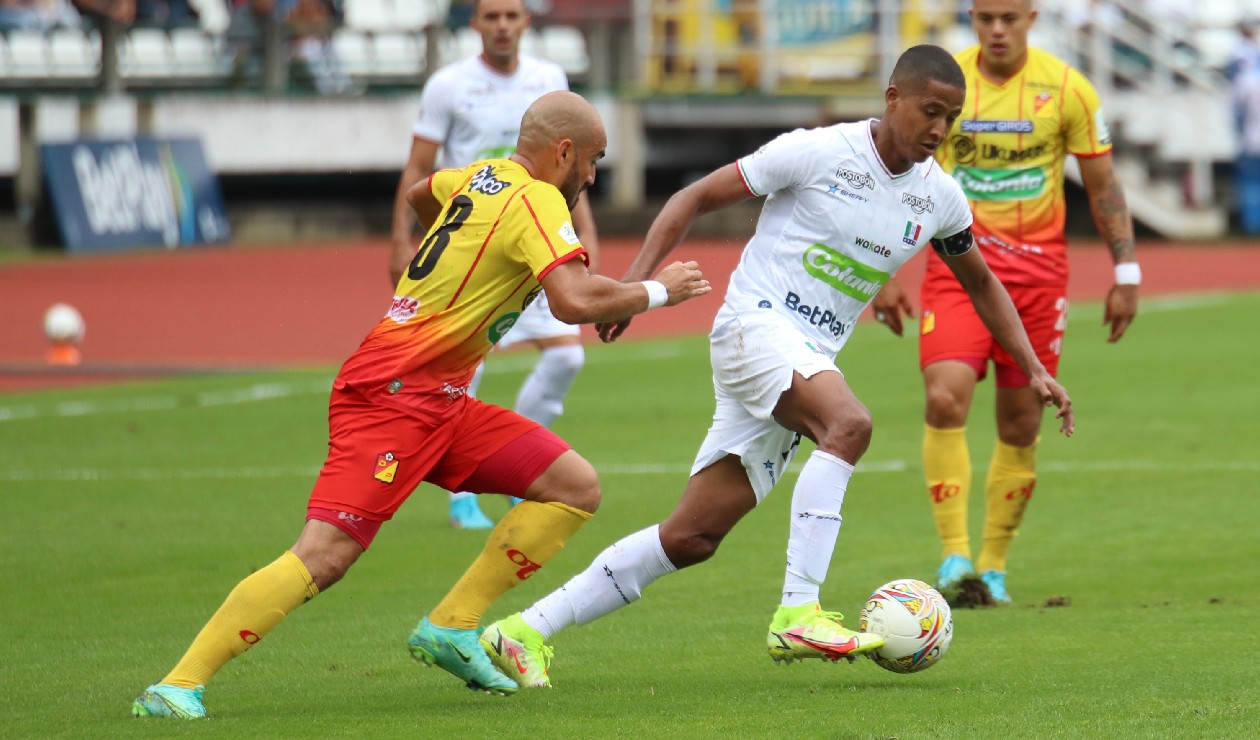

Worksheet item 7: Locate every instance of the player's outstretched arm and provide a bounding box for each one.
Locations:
[389,138,440,287]
[622,163,754,281]
[1079,153,1139,343]
[542,259,710,327]
[945,247,1075,436]
[595,163,753,342]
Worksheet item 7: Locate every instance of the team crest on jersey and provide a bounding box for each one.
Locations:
[903,221,922,246]
[387,296,419,324]
[469,164,510,195]
[901,193,934,214]
[836,167,874,190]
[557,221,580,245]
[374,452,398,484]
[1034,91,1053,113]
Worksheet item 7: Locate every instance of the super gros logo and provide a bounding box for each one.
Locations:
[802,244,890,301]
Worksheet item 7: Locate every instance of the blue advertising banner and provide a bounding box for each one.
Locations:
[41,138,230,253]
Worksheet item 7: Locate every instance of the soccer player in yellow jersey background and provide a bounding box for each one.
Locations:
[131,91,711,718]
[872,0,1140,604]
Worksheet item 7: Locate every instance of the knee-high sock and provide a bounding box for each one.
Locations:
[924,424,972,559]
[781,450,853,607]
[521,524,676,639]
[514,345,585,428]
[450,362,489,504]
[162,550,319,689]
[977,439,1038,574]
[428,500,591,629]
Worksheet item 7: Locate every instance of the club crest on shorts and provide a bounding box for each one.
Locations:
[374,452,398,484]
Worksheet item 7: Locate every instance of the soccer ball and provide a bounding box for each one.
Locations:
[44,303,85,343]
[859,578,953,673]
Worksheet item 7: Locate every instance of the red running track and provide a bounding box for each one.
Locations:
[2,237,1258,393]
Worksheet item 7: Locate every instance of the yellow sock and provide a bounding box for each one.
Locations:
[162,550,319,689]
[924,424,972,560]
[976,439,1038,574]
[429,500,591,629]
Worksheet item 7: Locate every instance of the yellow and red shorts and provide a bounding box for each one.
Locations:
[919,275,1066,388]
[307,384,569,548]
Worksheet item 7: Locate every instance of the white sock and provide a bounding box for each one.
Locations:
[521,524,676,638]
[781,450,854,607]
[514,345,584,427]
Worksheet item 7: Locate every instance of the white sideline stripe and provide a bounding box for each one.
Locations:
[0,343,688,424]
[3,458,1255,483]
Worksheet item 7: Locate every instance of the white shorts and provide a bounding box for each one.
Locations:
[496,292,580,350]
[691,313,840,502]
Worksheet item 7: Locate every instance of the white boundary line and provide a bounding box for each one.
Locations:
[2,458,1255,483]
[0,342,689,423]
[0,292,1246,424]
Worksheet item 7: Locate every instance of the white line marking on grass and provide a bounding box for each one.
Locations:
[9,458,1253,484]
[0,343,688,423]
[1135,293,1234,313]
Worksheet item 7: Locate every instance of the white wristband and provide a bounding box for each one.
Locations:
[642,280,669,309]
[1114,263,1142,285]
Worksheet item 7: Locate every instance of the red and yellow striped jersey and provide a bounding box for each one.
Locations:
[336,159,587,414]
[928,46,1112,285]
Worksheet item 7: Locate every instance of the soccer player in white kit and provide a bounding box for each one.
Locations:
[389,0,601,530]
[471,45,1076,687]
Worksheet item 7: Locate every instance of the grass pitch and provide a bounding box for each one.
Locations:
[2,292,1258,738]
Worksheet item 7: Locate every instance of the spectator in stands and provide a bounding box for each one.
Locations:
[0,0,79,31]
[1231,20,1260,234]
[133,0,199,28]
[72,0,135,27]
[226,0,349,93]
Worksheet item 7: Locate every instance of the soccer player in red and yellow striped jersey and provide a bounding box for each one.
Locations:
[131,92,711,718]
[872,0,1140,605]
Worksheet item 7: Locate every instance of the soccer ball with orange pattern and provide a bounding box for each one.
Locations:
[859,578,953,673]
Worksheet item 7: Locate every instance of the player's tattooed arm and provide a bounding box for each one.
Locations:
[1079,154,1136,264]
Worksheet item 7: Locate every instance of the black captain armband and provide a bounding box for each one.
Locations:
[930,228,974,257]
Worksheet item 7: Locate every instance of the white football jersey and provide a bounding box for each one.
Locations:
[412,54,570,170]
[723,119,973,356]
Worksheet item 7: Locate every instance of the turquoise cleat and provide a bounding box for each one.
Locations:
[935,554,975,590]
[449,495,494,530]
[131,683,207,719]
[408,616,518,695]
[980,570,1012,604]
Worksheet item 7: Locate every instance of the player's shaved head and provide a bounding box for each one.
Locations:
[473,0,527,13]
[890,45,965,96]
[973,0,1033,8]
[518,91,602,154]
[514,91,607,209]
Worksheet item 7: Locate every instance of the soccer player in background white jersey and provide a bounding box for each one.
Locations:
[475,45,1075,689]
[389,0,601,530]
